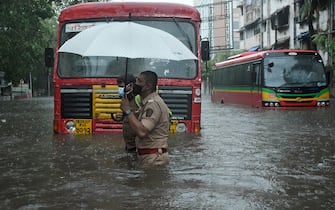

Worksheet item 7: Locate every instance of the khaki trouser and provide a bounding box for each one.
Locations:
[138,152,169,166]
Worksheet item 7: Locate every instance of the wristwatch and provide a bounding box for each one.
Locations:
[124,109,133,116]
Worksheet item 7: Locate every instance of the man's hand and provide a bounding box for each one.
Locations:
[120,98,131,113]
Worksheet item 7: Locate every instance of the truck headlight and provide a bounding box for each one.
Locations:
[176,123,186,133]
[65,120,76,133]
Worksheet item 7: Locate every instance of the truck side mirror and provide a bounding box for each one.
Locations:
[201,40,210,61]
[45,48,54,68]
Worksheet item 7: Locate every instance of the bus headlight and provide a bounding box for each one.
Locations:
[65,120,76,133]
[176,123,186,133]
[317,100,330,107]
[263,101,280,107]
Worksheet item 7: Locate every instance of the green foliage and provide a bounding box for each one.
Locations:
[299,0,334,65]
[0,0,56,85]
[299,0,333,51]
[312,34,335,56]
[300,0,330,21]
[300,0,314,21]
[0,0,106,85]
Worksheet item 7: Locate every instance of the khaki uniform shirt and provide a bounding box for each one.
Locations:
[136,92,169,149]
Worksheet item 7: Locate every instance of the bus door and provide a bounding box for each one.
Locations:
[250,62,262,107]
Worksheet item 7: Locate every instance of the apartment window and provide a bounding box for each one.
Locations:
[254,27,260,35]
[246,29,254,39]
[271,6,289,30]
[240,31,244,40]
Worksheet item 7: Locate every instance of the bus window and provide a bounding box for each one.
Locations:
[264,55,327,88]
[58,20,197,80]
[252,63,261,86]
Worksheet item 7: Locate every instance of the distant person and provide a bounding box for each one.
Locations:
[120,71,170,166]
[115,74,139,153]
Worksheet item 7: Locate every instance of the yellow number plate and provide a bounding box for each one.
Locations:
[74,119,92,135]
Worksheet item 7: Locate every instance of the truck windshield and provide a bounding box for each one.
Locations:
[263,54,327,87]
[57,20,197,79]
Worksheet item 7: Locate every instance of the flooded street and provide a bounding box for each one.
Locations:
[1,95,335,209]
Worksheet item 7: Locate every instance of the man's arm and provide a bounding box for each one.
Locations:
[125,111,149,138]
[121,98,149,138]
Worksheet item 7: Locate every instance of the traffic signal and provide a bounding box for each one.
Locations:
[45,48,54,68]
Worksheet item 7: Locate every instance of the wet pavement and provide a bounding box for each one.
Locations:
[0,95,335,209]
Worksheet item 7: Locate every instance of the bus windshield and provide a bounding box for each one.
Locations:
[58,20,197,79]
[263,54,327,88]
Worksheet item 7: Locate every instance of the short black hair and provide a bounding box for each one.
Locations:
[141,71,157,92]
[117,74,136,85]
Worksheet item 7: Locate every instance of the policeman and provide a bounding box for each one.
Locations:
[120,71,170,166]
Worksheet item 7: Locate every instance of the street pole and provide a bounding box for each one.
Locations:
[48,70,50,96]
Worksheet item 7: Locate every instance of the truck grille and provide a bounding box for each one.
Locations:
[158,86,192,120]
[61,87,92,118]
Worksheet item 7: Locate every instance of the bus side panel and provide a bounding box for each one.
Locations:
[250,89,263,108]
[211,87,262,107]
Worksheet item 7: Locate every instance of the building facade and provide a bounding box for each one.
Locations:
[196,0,236,53]
[238,0,335,66]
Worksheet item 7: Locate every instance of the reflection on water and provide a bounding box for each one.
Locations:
[0,96,335,209]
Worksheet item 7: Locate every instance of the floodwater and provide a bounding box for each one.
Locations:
[1,95,335,209]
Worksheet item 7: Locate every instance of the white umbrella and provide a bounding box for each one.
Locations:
[58,22,197,61]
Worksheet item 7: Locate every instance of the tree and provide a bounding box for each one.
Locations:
[310,0,335,70]
[299,0,319,50]
[300,0,334,84]
[0,0,55,85]
[312,34,335,56]
[299,0,333,51]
